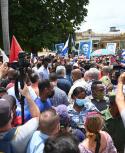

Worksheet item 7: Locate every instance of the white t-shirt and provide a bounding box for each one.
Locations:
[11,117,39,153]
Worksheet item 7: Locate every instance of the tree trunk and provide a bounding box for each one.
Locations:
[1,0,10,55]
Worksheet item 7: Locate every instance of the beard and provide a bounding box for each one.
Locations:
[48,90,55,98]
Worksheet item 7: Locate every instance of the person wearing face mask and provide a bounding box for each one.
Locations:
[67,87,97,132]
[89,81,109,113]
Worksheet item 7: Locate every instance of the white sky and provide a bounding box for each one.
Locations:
[78,0,125,33]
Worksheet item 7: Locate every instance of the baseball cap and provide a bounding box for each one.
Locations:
[2,94,16,109]
[72,129,85,142]
[0,98,11,127]
[55,105,70,128]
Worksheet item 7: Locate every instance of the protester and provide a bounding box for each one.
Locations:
[68,69,87,103]
[116,72,125,126]
[68,87,97,132]
[7,72,38,122]
[89,81,109,112]
[79,112,117,153]
[29,72,39,96]
[6,68,18,90]
[65,60,73,84]
[85,68,100,95]
[106,94,125,153]
[2,94,22,127]
[56,65,71,95]
[55,104,70,134]
[100,66,112,88]
[0,52,124,153]
[38,57,51,80]
[49,73,68,106]
[0,84,40,153]
[27,108,60,153]
[35,79,54,112]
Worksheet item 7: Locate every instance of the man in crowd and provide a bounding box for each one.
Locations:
[100,66,112,87]
[0,83,40,153]
[49,73,68,106]
[84,67,100,95]
[38,57,51,80]
[27,108,60,153]
[89,81,109,112]
[29,72,39,97]
[68,69,87,103]
[35,79,54,112]
[56,65,71,95]
[106,94,125,153]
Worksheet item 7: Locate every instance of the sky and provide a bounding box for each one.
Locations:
[78,0,125,33]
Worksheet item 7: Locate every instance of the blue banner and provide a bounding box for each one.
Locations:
[55,43,64,55]
[79,40,92,59]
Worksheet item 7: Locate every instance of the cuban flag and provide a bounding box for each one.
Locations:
[61,36,70,56]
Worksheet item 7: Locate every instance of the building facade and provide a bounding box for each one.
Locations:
[75,29,125,51]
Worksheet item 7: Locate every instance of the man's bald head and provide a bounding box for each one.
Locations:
[71,69,82,82]
[102,66,111,76]
[39,108,60,135]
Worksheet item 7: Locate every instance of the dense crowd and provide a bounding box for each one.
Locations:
[0,53,125,153]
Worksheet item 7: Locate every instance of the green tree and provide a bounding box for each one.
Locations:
[1,0,89,53]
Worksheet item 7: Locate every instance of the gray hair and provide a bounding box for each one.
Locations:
[102,66,111,73]
[88,68,100,80]
[56,66,66,77]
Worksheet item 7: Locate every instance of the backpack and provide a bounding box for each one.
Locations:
[0,128,17,153]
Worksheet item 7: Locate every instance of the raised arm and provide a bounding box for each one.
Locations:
[19,84,40,118]
[116,72,125,113]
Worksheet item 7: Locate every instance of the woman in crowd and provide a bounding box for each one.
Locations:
[79,112,117,153]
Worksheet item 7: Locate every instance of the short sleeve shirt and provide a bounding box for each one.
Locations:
[35,98,52,112]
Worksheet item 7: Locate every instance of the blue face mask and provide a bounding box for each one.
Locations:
[75,99,87,107]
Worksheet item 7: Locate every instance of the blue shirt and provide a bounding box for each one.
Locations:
[35,98,52,112]
[27,131,48,153]
[67,100,97,129]
[50,86,68,106]
[57,76,71,95]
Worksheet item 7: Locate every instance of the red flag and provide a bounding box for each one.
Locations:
[9,35,22,63]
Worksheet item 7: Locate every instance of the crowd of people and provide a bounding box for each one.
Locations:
[0,53,125,153]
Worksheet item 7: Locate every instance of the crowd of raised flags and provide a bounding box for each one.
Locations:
[0,34,125,65]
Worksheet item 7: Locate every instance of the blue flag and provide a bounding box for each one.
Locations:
[61,36,70,56]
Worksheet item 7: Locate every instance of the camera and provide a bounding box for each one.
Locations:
[18,52,30,69]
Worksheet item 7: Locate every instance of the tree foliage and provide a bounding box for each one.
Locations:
[1,0,89,52]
